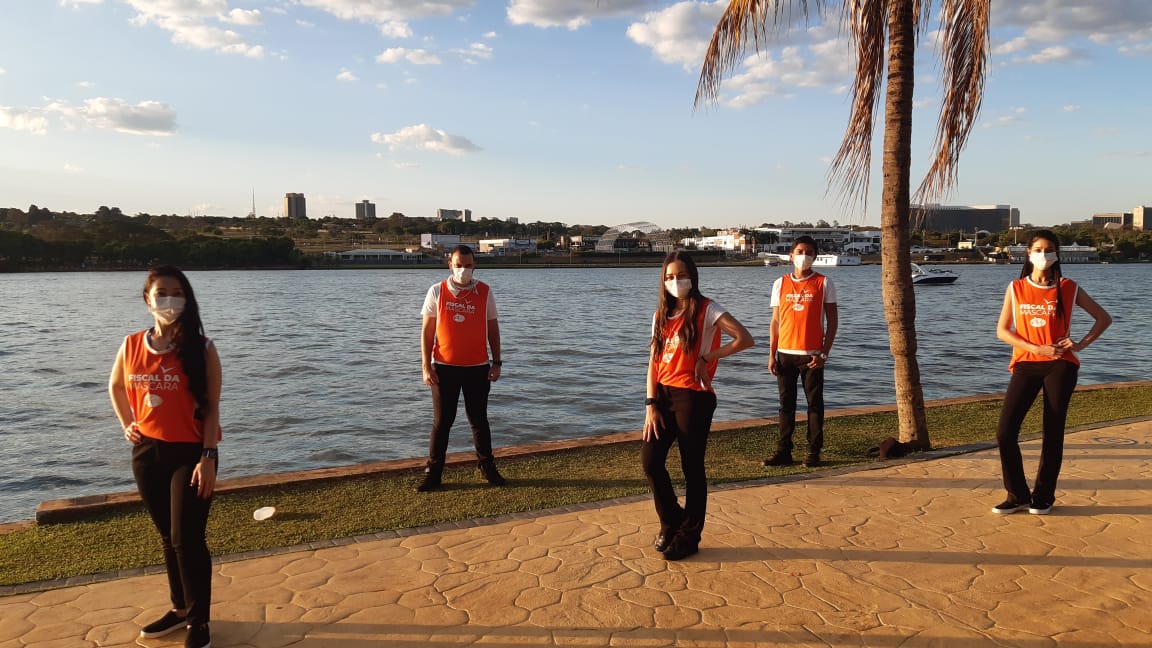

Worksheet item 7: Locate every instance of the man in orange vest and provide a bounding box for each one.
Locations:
[764,235,838,468]
[418,244,506,492]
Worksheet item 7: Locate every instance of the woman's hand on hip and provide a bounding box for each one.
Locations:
[123,423,142,445]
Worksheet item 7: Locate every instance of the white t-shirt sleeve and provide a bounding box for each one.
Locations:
[487,288,498,320]
[420,284,439,318]
[705,300,728,326]
[769,277,784,308]
[823,277,837,303]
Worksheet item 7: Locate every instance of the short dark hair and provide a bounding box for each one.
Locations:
[448,244,474,258]
[791,236,817,252]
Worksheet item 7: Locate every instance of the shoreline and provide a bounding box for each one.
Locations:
[23,380,1152,529]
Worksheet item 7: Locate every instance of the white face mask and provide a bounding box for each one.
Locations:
[451,266,474,285]
[1029,251,1058,271]
[793,254,815,271]
[149,296,185,324]
[664,278,693,299]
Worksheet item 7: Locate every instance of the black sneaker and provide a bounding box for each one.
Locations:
[661,536,699,561]
[140,610,187,638]
[185,623,211,648]
[1028,501,1053,515]
[762,452,794,467]
[479,461,507,487]
[653,533,673,553]
[415,474,442,492]
[991,500,1029,515]
[802,454,821,468]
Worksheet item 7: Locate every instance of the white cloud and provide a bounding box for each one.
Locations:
[376,47,441,65]
[0,67,6,75]
[913,98,935,108]
[370,124,480,155]
[63,163,86,173]
[1017,45,1084,64]
[509,0,652,29]
[296,19,314,27]
[0,107,50,135]
[392,161,420,168]
[482,31,497,39]
[220,8,262,25]
[1063,104,1081,112]
[59,0,103,6]
[77,80,96,88]
[3,98,175,137]
[626,1,724,69]
[296,0,470,38]
[981,107,1026,129]
[1101,150,1151,158]
[452,42,493,63]
[992,1,1152,61]
[336,68,358,82]
[122,0,265,57]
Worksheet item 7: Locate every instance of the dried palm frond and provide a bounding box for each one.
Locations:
[694,1,822,110]
[915,0,990,203]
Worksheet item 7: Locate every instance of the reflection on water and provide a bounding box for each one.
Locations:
[0,263,1147,522]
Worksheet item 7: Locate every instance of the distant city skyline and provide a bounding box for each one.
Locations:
[1,1,1149,229]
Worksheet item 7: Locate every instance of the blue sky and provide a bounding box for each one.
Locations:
[1,0,1149,229]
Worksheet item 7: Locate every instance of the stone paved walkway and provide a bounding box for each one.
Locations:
[3,419,1151,647]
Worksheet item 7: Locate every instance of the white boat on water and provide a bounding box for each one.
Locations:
[911,263,958,285]
[813,254,861,267]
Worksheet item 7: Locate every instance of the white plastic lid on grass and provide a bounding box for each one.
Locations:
[253,506,276,521]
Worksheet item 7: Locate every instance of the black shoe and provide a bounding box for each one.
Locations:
[479,461,507,486]
[185,623,211,648]
[762,452,794,467]
[802,454,821,468]
[415,474,442,492]
[661,536,699,561]
[140,610,187,638]
[1028,501,1053,515]
[991,500,1029,515]
[654,533,674,552]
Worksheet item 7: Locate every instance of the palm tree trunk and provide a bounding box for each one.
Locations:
[881,0,930,449]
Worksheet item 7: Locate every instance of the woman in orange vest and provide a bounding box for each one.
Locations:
[109,266,222,648]
[993,230,1110,516]
[643,252,754,560]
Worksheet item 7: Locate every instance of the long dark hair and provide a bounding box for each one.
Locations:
[1019,229,1065,318]
[143,266,208,411]
[652,251,705,356]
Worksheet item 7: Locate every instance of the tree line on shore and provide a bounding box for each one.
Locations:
[3,204,1150,272]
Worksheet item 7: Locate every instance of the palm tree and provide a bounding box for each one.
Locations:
[696,0,990,449]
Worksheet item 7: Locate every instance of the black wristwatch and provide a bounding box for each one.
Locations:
[201,448,218,460]
[644,397,657,406]
[491,360,503,366]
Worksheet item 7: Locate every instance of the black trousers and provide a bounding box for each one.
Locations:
[996,360,1079,506]
[641,385,717,543]
[774,352,825,455]
[132,437,214,626]
[429,363,494,467]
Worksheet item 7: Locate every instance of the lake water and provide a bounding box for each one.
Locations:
[1,263,1148,523]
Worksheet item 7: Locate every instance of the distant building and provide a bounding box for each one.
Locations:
[1091,212,1132,228]
[755,227,852,253]
[326,248,422,264]
[1135,205,1150,231]
[507,217,519,225]
[681,229,754,253]
[912,204,1019,232]
[437,208,472,222]
[1005,243,1099,264]
[284,193,307,219]
[478,238,536,256]
[355,200,376,220]
[420,233,462,249]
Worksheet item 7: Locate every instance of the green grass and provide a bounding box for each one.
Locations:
[2,385,1149,587]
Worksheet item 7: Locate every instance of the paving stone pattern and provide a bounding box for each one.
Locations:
[2,420,1151,647]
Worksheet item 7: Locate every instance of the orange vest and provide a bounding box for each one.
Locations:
[1009,277,1079,371]
[433,280,491,366]
[776,273,827,353]
[122,330,205,443]
[655,300,721,392]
